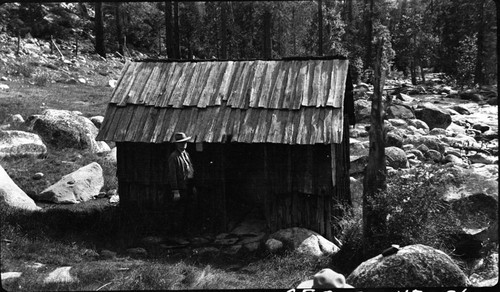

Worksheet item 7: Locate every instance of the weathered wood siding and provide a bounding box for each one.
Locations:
[97,59,350,145]
[116,136,350,238]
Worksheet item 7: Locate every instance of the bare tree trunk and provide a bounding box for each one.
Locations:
[164,1,174,58]
[364,0,374,68]
[262,9,272,59]
[115,3,124,56]
[173,1,180,59]
[94,2,106,58]
[318,0,323,56]
[474,0,486,85]
[410,58,417,85]
[362,39,387,259]
[220,2,228,59]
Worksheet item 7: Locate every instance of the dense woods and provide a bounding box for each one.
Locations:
[0,0,496,86]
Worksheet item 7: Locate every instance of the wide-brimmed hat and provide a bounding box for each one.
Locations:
[297,269,353,289]
[173,132,191,143]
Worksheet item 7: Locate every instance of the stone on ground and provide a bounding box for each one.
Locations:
[385,146,408,169]
[0,130,47,158]
[386,104,415,120]
[43,267,76,284]
[0,164,41,211]
[415,103,452,129]
[347,244,469,287]
[36,162,104,203]
[269,227,339,257]
[26,109,109,153]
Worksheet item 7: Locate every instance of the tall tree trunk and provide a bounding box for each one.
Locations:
[318,0,323,56]
[220,2,228,59]
[262,10,272,59]
[474,0,486,85]
[362,39,387,259]
[173,1,180,59]
[410,58,417,85]
[115,3,124,56]
[164,1,174,58]
[94,2,106,58]
[364,0,374,69]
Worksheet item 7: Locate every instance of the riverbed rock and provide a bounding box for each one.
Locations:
[385,146,408,169]
[386,104,415,120]
[415,103,452,130]
[347,244,469,287]
[35,162,104,204]
[0,130,47,158]
[354,100,371,123]
[0,164,41,211]
[269,227,339,257]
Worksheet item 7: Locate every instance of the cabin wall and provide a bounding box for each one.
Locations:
[117,136,350,239]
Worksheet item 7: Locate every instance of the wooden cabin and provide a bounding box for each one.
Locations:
[97,57,354,240]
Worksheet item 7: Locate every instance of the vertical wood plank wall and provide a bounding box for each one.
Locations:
[117,125,350,239]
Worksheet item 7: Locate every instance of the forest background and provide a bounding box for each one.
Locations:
[0,0,497,87]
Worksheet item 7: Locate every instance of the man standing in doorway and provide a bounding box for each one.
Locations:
[168,132,196,235]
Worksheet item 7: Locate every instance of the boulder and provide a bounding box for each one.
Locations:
[265,238,284,253]
[354,100,371,123]
[452,105,471,115]
[3,114,25,128]
[347,244,469,287]
[387,118,407,128]
[103,147,117,164]
[472,123,490,133]
[0,130,47,158]
[385,132,404,148]
[26,109,108,153]
[89,116,104,129]
[415,103,452,130]
[444,154,466,166]
[43,267,76,284]
[0,164,41,211]
[36,162,104,204]
[469,252,499,287]
[404,135,445,153]
[446,122,467,135]
[429,128,449,136]
[350,155,369,175]
[386,104,415,120]
[468,153,498,165]
[425,149,442,162]
[385,146,408,169]
[269,227,339,257]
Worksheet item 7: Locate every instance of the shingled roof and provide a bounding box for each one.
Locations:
[97,58,349,144]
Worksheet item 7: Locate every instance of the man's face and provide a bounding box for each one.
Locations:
[176,141,187,151]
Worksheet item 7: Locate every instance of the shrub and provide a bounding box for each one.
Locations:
[33,72,50,86]
[334,164,466,274]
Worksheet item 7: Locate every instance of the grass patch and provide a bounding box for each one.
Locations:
[1,146,117,196]
[0,81,112,122]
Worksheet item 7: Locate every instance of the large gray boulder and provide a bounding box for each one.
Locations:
[0,130,47,158]
[268,227,339,257]
[0,164,41,211]
[35,162,104,204]
[26,109,109,153]
[404,134,446,153]
[354,100,371,123]
[347,244,469,287]
[385,146,408,169]
[415,103,452,130]
[386,104,415,120]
